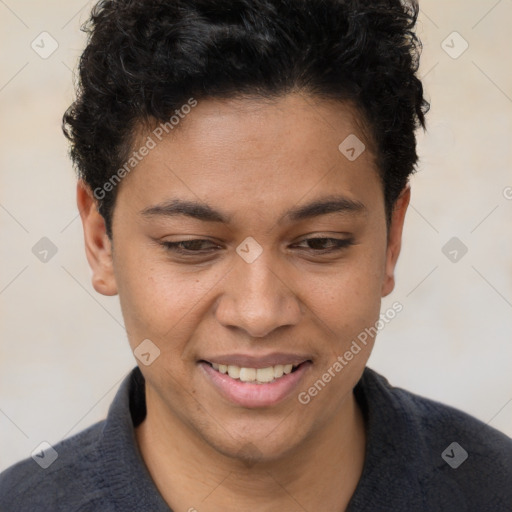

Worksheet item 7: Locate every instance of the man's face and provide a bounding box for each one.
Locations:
[82,93,407,462]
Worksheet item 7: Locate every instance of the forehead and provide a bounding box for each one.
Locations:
[115,93,382,224]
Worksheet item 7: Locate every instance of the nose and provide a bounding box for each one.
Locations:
[214,250,303,338]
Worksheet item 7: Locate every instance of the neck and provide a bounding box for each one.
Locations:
[135,387,366,511]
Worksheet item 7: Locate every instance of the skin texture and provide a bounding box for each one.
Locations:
[77,93,410,511]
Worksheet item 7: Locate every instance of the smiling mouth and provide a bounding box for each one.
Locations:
[202,361,307,384]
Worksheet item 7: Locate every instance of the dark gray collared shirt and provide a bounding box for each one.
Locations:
[1,366,511,511]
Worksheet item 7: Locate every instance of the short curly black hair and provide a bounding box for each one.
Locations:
[63,0,429,239]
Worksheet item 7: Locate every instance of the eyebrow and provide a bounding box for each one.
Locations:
[140,195,366,224]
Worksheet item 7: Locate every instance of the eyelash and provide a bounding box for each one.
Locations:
[160,237,354,256]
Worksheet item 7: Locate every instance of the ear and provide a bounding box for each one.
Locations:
[76,180,118,296]
[381,185,410,297]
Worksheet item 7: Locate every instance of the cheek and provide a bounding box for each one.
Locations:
[302,255,386,390]
[309,245,386,323]
[297,252,385,409]
[113,249,227,347]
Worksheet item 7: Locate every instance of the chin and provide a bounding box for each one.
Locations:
[200,422,305,466]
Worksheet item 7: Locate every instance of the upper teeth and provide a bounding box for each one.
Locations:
[211,363,296,383]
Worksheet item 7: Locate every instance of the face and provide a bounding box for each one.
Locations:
[78,93,408,463]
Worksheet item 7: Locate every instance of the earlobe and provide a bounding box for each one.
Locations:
[381,185,410,297]
[76,181,118,296]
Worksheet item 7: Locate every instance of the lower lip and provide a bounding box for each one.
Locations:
[200,361,311,408]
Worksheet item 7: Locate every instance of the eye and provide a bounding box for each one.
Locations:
[161,239,219,255]
[293,237,354,252]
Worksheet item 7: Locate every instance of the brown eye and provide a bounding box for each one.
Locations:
[294,237,354,252]
[161,239,219,254]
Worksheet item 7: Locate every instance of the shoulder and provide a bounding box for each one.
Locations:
[362,366,512,452]
[359,368,512,510]
[382,372,512,462]
[0,420,112,512]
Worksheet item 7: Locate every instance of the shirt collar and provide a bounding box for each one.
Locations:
[347,367,434,511]
[98,366,171,511]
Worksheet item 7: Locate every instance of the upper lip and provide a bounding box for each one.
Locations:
[201,353,312,368]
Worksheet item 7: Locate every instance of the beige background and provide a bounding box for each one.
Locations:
[1,0,511,471]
